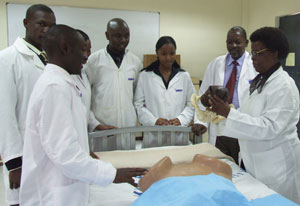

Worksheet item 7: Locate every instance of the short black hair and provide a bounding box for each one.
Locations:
[228,26,247,40]
[77,29,90,41]
[155,36,177,51]
[250,27,289,60]
[26,4,54,20]
[43,24,80,57]
[106,18,128,31]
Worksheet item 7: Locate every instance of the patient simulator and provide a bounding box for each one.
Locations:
[135,154,250,206]
[139,154,232,192]
[134,154,296,206]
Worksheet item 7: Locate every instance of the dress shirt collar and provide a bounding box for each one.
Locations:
[23,39,43,55]
[226,52,246,67]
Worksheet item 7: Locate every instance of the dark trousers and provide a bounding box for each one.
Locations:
[216,136,240,164]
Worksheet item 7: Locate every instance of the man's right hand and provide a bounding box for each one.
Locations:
[9,168,22,189]
[95,124,117,131]
[114,168,147,187]
[192,124,207,136]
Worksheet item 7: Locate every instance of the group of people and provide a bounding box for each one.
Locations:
[0,3,299,206]
[193,25,300,202]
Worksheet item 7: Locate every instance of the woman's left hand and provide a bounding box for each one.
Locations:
[207,95,231,118]
[169,118,181,126]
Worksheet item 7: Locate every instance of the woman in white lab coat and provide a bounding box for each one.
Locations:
[71,30,111,133]
[134,36,195,148]
[71,30,106,157]
[209,27,300,203]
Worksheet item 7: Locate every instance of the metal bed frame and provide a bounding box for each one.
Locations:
[88,126,202,151]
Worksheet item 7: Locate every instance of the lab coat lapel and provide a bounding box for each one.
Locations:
[49,64,81,97]
[32,55,45,70]
[218,57,226,85]
[64,72,82,97]
[239,52,251,81]
[151,72,165,89]
[104,48,129,71]
[118,49,129,71]
[249,67,282,97]
[104,48,119,71]
[264,67,282,86]
[14,37,45,70]
[168,73,180,89]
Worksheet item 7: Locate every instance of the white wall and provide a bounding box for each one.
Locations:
[0,0,243,79]
[246,0,300,36]
[2,0,298,79]
[6,3,160,61]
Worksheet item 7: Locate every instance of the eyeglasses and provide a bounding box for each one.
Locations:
[251,48,268,57]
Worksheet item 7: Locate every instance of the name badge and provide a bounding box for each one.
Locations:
[128,78,135,81]
[176,89,183,92]
[75,85,83,97]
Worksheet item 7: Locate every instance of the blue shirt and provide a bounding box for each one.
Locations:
[223,53,246,108]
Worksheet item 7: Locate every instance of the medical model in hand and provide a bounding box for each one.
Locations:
[139,154,232,192]
[191,86,232,123]
[201,86,229,107]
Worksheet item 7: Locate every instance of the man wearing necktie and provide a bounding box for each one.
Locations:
[0,4,56,205]
[192,26,257,164]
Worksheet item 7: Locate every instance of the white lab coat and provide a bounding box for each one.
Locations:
[222,67,300,203]
[134,69,195,147]
[71,69,99,132]
[194,52,257,145]
[85,48,142,150]
[20,64,116,206]
[0,37,45,204]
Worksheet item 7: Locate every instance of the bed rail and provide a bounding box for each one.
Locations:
[88,126,202,151]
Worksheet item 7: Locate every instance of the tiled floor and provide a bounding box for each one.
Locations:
[0,166,7,206]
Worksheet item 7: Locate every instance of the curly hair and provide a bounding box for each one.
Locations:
[250,27,289,60]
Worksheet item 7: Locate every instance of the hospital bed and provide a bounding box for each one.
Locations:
[88,126,297,206]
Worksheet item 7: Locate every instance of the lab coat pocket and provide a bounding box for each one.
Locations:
[41,181,88,206]
[252,147,287,186]
[174,88,184,101]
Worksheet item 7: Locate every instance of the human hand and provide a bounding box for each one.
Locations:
[90,151,100,159]
[95,124,117,131]
[9,168,22,189]
[114,168,147,187]
[155,118,170,126]
[207,95,231,117]
[192,124,207,136]
[169,118,181,126]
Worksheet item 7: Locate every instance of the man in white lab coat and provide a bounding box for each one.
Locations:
[0,4,56,205]
[85,18,143,150]
[20,24,146,206]
[192,26,257,164]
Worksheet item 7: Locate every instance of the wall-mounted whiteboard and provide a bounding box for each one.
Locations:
[6,3,160,61]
